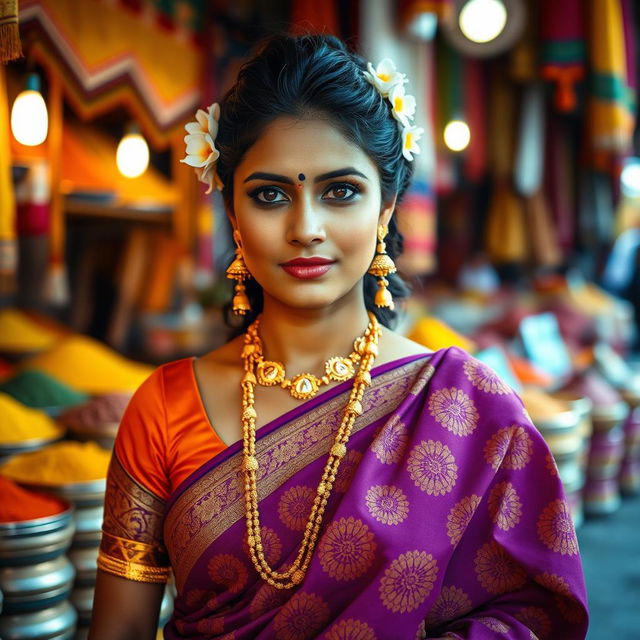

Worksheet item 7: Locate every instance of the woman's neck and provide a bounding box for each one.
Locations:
[256,297,372,372]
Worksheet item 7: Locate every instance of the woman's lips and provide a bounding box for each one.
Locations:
[280,259,335,279]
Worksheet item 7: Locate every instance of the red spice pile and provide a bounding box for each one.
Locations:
[0,475,68,522]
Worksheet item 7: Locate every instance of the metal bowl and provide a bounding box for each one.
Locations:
[19,480,106,509]
[0,434,65,463]
[592,401,629,430]
[0,599,77,639]
[159,585,174,627]
[0,510,75,566]
[0,555,75,614]
[71,505,103,547]
[534,409,580,435]
[70,584,94,625]
[0,505,73,537]
[67,546,98,585]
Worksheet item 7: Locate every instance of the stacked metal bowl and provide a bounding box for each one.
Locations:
[0,505,78,639]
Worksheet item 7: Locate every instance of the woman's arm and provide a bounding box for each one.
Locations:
[88,570,165,640]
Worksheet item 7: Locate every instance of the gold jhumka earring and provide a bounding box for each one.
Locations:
[226,231,251,315]
[368,224,397,310]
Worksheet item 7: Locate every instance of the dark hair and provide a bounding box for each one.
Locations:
[216,33,413,334]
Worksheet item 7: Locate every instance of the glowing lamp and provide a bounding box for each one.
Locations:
[459,0,508,44]
[11,73,48,146]
[444,120,471,152]
[116,126,150,178]
[621,157,640,197]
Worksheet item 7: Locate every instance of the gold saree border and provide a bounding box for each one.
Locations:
[99,454,170,583]
[165,357,433,591]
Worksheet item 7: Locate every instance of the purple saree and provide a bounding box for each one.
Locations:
[157,347,588,639]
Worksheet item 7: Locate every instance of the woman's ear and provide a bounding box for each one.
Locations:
[226,210,239,240]
[379,194,397,229]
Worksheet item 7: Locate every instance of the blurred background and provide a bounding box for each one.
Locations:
[0,0,639,638]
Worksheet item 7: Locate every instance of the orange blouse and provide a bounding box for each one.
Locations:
[114,357,228,501]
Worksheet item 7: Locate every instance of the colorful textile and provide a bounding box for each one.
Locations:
[0,66,16,292]
[587,0,636,153]
[290,0,338,36]
[397,178,436,276]
[0,0,22,63]
[539,0,586,112]
[18,0,204,146]
[99,349,588,637]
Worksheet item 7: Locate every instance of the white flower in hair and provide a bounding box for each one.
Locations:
[402,125,424,162]
[363,58,407,97]
[389,84,416,128]
[181,102,223,194]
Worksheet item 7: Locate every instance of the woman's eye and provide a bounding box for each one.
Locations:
[252,187,288,204]
[323,183,360,201]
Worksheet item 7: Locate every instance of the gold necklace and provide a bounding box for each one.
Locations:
[248,322,364,401]
[240,313,381,589]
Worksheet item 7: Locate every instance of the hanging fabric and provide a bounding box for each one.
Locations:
[587,0,635,155]
[514,82,561,268]
[360,0,437,275]
[510,0,538,83]
[462,59,487,182]
[485,64,527,264]
[18,0,204,148]
[514,83,545,196]
[0,0,22,64]
[290,0,339,36]
[545,108,577,253]
[0,66,17,293]
[539,0,586,113]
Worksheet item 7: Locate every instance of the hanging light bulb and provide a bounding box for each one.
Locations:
[459,0,508,44]
[116,124,150,178]
[11,73,49,146]
[621,157,640,197]
[444,119,471,152]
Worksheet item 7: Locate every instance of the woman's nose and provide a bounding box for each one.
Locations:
[286,197,326,246]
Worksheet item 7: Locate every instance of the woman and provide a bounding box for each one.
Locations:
[89,34,588,639]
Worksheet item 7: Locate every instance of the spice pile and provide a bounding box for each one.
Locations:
[21,335,153,394]
[0,475,69,522]
[0,370,87,410]
[0,393,64,445]
[59,393,131,436]
[0,308,59,353]
[0,441,111,486]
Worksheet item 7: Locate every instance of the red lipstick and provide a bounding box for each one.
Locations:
[280,257,335,279]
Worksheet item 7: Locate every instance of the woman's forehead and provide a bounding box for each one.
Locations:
[235,116,378,180]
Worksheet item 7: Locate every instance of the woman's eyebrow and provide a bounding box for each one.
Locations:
[244,172,294,184]
[314,168,369,182]
[243,168,369,184]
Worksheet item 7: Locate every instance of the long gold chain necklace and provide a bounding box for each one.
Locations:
[248,323,364,401]
[240,313,381,589]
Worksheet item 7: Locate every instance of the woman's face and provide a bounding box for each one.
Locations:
[231,116,394,313]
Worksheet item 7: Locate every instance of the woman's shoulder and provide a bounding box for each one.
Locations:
[378,327,433,365]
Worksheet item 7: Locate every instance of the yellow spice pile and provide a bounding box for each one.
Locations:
[21,335,153,394]
[0,308,59,352]
[1,441,111,485]
[0,393,64,444]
